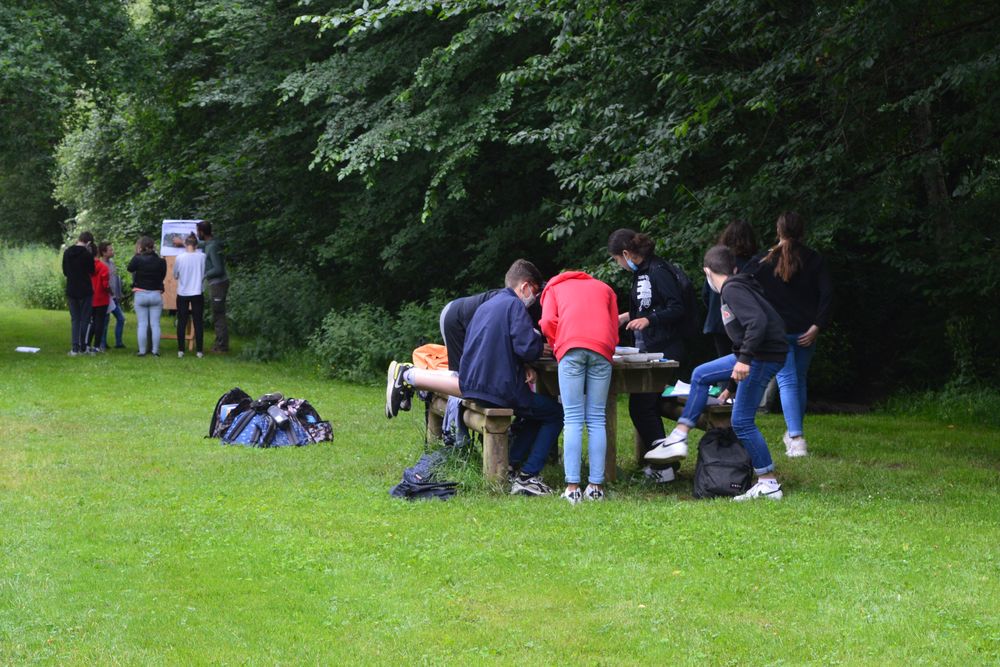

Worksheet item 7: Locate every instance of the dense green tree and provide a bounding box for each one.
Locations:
[0,0,135,243]
[39,0,1000,388]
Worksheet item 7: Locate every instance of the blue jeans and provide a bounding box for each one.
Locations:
[103,301,126,348]
[679,354,783,474]
[776,333,817,437]
[510,393,563,476]
[134,291,163,355]
[558,348,612,485]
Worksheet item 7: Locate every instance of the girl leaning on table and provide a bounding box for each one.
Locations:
[607,228,688,484]
[539,271,619,504]
[645,244,789,501]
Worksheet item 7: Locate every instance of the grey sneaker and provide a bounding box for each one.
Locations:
[733,480,783,502]
[385,361,414,419]
[511,474,553,497]
[642,465,676,484]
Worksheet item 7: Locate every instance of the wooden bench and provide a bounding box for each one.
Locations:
[659,396,733,430]
[425,392,514,482]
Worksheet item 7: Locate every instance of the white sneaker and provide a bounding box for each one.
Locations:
[561,487,583,505]
[196,352,204,358]
[583,484,605,501]
[733,480,783,502]
[783,432,808,457]
[644,435,688,462]
[642,465,675,484]
[178,351,184,358]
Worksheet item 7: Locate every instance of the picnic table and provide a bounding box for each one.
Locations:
[529,357,680,481]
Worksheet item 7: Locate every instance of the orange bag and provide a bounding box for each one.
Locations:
[412,343,449,370]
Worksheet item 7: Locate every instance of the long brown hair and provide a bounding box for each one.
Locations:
[761,211,804,282]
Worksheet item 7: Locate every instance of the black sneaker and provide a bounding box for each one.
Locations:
[385,361,414,419]
[510,474,553,497]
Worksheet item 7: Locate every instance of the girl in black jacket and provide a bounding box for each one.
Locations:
[127,236,167,356]
[646,245,788,501]
[747,212,833,458]
[608,229,686,479]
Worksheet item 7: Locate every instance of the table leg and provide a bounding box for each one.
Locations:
[604,389,617,482]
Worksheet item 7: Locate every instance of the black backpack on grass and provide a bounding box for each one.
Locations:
[693,428,752,499]
[209,387,252,438]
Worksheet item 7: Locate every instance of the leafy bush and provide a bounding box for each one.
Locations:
[0,244,66,310]
[310,294,449,384]
[227,261,334,360]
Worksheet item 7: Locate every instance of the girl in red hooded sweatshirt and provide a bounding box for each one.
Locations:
[540,271,619,503]
[86,243,111,353]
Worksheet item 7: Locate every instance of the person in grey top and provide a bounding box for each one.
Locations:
[99,242,127,349]
[197,221,229,352]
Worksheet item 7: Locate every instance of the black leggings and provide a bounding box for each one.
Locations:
[177,294,205,352]
[87,305,108,350]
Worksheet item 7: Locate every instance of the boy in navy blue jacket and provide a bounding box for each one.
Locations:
[385,260,563,496]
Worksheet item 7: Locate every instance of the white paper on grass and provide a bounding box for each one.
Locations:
[15,346,40,353]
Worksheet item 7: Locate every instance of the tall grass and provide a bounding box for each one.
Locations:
[0,244,65,309]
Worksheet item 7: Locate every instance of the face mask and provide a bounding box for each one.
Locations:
[521,292,538,308]
[705,270,721,293]
[624,255,639,272]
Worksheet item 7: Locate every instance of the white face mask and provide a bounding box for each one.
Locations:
[705,269,721,293]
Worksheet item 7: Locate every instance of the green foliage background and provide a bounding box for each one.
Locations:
[5,0,1000,393]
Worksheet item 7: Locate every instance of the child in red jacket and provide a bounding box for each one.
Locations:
[86,252,111,353]
[539,271,619,503]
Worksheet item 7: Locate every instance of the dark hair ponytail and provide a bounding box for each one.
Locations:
[607,228,655,259]
[761,211,804,282]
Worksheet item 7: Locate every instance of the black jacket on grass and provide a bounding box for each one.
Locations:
[719,273,788,365]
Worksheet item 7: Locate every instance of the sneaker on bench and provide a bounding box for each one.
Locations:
[385,361,414,419]
[644,435,688,463]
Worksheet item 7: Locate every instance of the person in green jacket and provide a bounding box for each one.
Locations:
[197,221,229,352]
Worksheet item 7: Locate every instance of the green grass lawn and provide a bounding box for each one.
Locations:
[1,306,998,665]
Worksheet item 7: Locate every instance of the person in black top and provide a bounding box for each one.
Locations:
[703,220,759,358]
[647,245,788,501]
[608,228,687,481]
[127,236,167,357]
[62,231,96,356]
[746,212,833,458]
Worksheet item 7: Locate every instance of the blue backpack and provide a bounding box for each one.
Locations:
[219,392,322,448]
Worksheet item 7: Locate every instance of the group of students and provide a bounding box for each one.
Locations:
[61,222,230,358]
[385,212,831,502]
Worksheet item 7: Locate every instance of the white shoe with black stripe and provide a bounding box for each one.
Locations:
[732,480,783,502]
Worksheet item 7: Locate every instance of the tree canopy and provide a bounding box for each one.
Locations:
[6,0,999,392]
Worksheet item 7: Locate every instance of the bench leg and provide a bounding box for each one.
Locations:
[426,409,443,444]
[482,422,509,483]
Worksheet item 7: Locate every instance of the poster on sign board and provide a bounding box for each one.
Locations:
[160,220,202,257]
